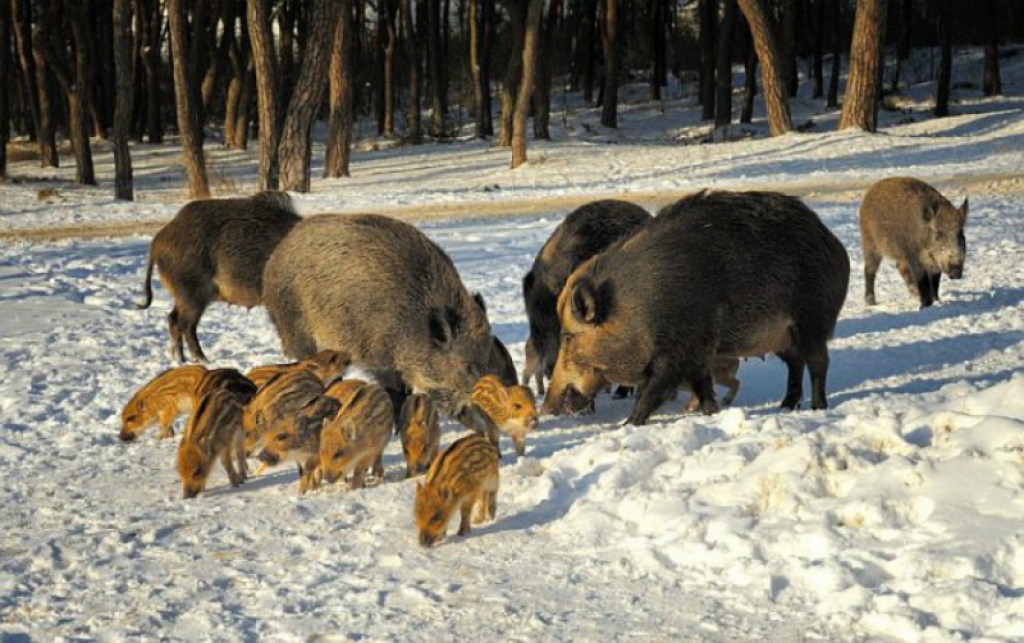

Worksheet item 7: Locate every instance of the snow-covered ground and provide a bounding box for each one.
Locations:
[2,45,1024,642]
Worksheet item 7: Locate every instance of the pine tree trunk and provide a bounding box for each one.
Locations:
[10,0,39,144]
[741,17,756,123]
[480,0,493,135]
[139,0,163,143]
[698,0,715,120]
[28,4,59,167]
[383,0,397,137]
[248,0,279,189]
[470,0,486,138]
[782,0,798,97]
[812,0,823,98]
[498,0,524,148]
[203,3,232,122]
[401,0,422,143]
[648,0,665,100]
[279,0,296,105]
[224,0,243,148]
[827,0,842,108]
[532,0,557,140]
[737,0,792,135]
[91,0,115,139]
[428,0,445,136]
[325,0,355,177]
[982,0,1001,97]
[112,0,133,199]
[839,0,883,131]
[0,0,9,178]
[580,0,596,103]
[511,0,543,169]
[278,0,340,192]
[714,0,737,133]
[167,0,209,197]
[599,0,617,128]
[934,0,952,118]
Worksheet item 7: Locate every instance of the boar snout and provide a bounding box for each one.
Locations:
[947,263,964,279]
[419,531,442,548]
[258,451,279,465]
[182,486,201,500]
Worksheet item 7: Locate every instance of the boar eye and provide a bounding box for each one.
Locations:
[333,448,345,460]
[511,403,522,411]
[275,431,289,441]
[193,465,204,477]
[431,510,444,524]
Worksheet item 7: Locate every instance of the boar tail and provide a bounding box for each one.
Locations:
[136,244,156,310]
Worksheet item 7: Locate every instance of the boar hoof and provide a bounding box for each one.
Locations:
[780,397,801,411]
[865,294,877,306]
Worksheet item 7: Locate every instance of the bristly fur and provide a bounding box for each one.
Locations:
[120,365,207,442]
[415,434,499,547]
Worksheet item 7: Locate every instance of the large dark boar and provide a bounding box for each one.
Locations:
[860,177,968,309]
[542,190,850,425]
[138,191,301,363]
[262,214,492,418]
[522,199,651,390]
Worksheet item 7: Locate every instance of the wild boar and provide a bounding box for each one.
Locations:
[120,365,207,442]
[468,375,539,458]
[262,214,492,419]
[522,200,652,391]
[318,383,394,489]
[415,434,499,547]
[860,177,968,308]
[399,393,441,478]
[177,385,250,499]
[244,350,351,389]
[242,369,325,455]
[543,190,850,424]
[193,368,258,404]
[257,395,342,494]
[137,191,301,363]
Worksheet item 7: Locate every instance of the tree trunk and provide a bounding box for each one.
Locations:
[982,0,1001,97]
[470,0,487,138]
[811,0,823,98]
[167,0,209,197]
[203,2,232,122]
[138,0,163,143]
[0,0,9,178]
[224,0,243,147]
[427,0,445,136]
[648,0,666,100]
[510,0,543,168]
[91,0,115,139]
[112,0,133,199]
[737,0,792,135]
[279,0,296,105]
[498,0,524,148]
[741,16,756,124]
[839,0,883,130]
[383,0,397,137]
[532,0,557,140]
[25,1,59,167]
[580,0,596,102]
[10,0,39,144]
[827,0,842,108]
[934,0,952,118]
[698,0,715,120]
[599,0,617,128]
[325,0,355,177]
[248,0,279,189]
[782,0,798,97]
[401,0,422,143]
[714,0,737,133]
[278,0,340,192]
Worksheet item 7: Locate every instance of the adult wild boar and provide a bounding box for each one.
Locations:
[860,177,968,309]
[262,214,492,418]
[522,199,651,390]
[138,191,301,363]
[543,190,850,425]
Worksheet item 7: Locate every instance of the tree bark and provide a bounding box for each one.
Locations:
[401,0,422,142]
[811,0,823,98]
[0,0,9,178]
[277,0,340,192]
[10,0,39,143]
[112,0,134,199]
[934,0,952,118]
[137,0,163,143]
[982,0,1001,96]
[740,15,756,124]
[167,0,209,196]
[510,0,543,168]
[839,0,883,131]
[782,0,798,97]
[736,0,792,135]
[470,0,494,139]
[427,0,446,136]
[648,0,667,100]
[532,0,557,140]
[698,0,715,120]
[714,0,737,133]
[383,0,397,137]
[599,0,617,128]
[579,0,596,102]
[498,0,524,147]
[248,0,279,189]
[827,0,842,108]
[91,0,115,139]
[24,1,59,167]
[224,0,243,147]
[325,0,355,177]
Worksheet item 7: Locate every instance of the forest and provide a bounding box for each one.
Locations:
[0,0,1020,199]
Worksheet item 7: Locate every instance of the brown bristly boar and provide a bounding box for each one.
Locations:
[319,384,394,489]
[469,375,539,458]
[257,395,342,494]
[860,177,968,309]
[120,365,207,442]
[242,369,325,455]
[137,190,301,363]
[398,394,440,478]
[177,386,250,499]
[244,349,351,389]
[415,434,499,547]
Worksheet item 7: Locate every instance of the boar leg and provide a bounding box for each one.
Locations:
[372,454,384,482]
[720,374,740,406]
[778,350,806,410]
[348,469,366,490]
[929,272,942,302]
[627,371,689,425]
[221,449,243,487]
[157,408,177,439]
[179,301,210,363]
[233,432,248,482]
[168,308,186,363]
[863,246,882,306]
[897,260,932,309]
[458,498,474,536]
[486,490,497,521]
[805,344,830,411]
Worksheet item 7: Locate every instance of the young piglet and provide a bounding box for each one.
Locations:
[245,349,351,389]
[120,365,207,442]
[256,395,342,494]
[318,384,394,489]
[242,368,325,455]
[399,394,440,478]
[176,385,250,499]
[469,375,539,458]
[415,434,499,547]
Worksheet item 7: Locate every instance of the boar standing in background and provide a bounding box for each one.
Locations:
[262,214,492,419]
[138,191,301,363]
[543,190,850,425]
[860,177,968,309]
[522,200,652,393]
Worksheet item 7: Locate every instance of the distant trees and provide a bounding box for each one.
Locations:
[0,1,1017,196]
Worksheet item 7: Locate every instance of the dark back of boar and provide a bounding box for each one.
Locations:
[138,191,301,363]
[544,190,850,425]
[262,214,492,418]
[859,177,968,309]
[522,200,651,383]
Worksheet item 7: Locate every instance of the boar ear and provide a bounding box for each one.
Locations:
[472,292,487,313]
[571,279,613,325]
[428,307,462,347]
[959,196,969,220]
[922,203,937,223]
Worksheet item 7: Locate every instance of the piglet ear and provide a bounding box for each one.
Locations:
[959,196,969,220]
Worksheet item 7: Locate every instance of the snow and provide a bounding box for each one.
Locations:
[2,45,1024,642]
